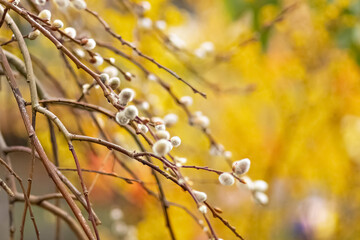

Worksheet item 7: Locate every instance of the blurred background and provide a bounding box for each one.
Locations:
[1,0,360,239]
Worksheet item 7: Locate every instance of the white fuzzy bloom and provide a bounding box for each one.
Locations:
[254,191,269,205]
[194,48,206,59]
[218,172,235,186]
[156,130,170,140]
[108,77,120,89]
[179,96,193,106]
[112,222,128,236]
[35,0,46,6]
[198,205,207,214]
[125,72,132,79]
[12,0,20,5]
[55,0,69,8]
[103,66,118,78]
[99,73,109,83]
[138,124,148,134]
[138,17,152,30]
[140,1,151,11]
[147,73,157,81]
[71,0,87,10]
[28,30,41,40]
[152,117,164,125]
[92,55,104,66]
[232,158,251,176]
[53,19,64,28]
[124,105,138,120]
[224,151,232,159]
[241,176,254,190]
[109,57,115,64]
[83,38,96,50]
[178,178,186,186]
[209,144,224,156]
[169,34,186,49]
[194,111,203,117]
[193,190,207,202]
[118,88,135,106]
[74,48,85,58]
[253,180,268,192]
[64,27,76,39]
[110,208,123,221]
[139,101,149,110]
[175,156,187,164]
[200,41,215,53]
[152,139,172,156]
[193,115,210,128]
[170,136,181,147]
[115,111,129,126]
[38,9,51,21]
[164,113,178,127]
[155,124,166,131]
[155,20,167,31]
[82,83,90,94]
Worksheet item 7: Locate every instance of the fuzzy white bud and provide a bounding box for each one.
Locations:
[38,9,51,21]
[35,0,46,6]
[193,190,207,202]
[83,38,96,50]
[92,55,103,66]
[64,27,76,39]
[169,34,186,49]
[155,20,167,31]
[110,208,123,221]
[124,105,138,120]
[147,73,157,81]
[198,205,207,214]
[53,19,64,28]
[140,1,151,11]
[254,191,269,205]
[74,48,85,58]
[232,158,250,176]
[118,88,135,106]
[103,66,118,78]
[200,41,215,53]
[224,151,232,159]
[115,111,129,126]
[152,139,172,156]
[108,77,120,89]
[175,156,187,164]
[194,48,206,59]
[156,130,170,140]
[155,124,166,131]
[82,83,90,94]
[138,17,152,30]
[152,117,164,125]
[28,30,41,40]
[138,124,148,134]
[125,72,132,79]
[253,180,268,192]
[241,176,254,190]
[193,115,210,128]
[179,96,193,107]
[55,0,69,8]
[71,0,87,10]
[164,113,178,127]
[109,57,115,64]
[99,73,109,83]
[218,172,235,186]
[139,101,149,110]
[170,136,181,147]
